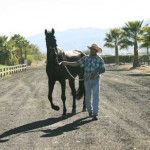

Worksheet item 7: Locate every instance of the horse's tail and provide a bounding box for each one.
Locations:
[76,69,85,100]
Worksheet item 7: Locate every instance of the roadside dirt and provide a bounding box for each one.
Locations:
[0,64,149,150]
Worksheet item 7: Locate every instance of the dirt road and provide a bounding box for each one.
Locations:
[0,65,150,150]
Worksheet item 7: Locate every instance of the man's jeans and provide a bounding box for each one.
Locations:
[84,78,100,116]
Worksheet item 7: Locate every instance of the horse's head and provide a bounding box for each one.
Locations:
[45,28,59,66]
[45,28,57,48]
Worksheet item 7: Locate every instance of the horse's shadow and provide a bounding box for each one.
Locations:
[0,113,92,142]
[127,73,150,76]
[41,116,93,137]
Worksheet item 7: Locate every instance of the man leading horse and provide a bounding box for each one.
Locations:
[59,44,105,120]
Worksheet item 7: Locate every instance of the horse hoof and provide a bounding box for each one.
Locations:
[82,108,86,112]
[62,113,67,116]
[52,105,60,111]
[72,110,76,114]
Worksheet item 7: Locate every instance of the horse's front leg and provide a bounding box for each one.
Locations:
[48,79,60,111]
[60,79,67,116]
[69,79,76,114]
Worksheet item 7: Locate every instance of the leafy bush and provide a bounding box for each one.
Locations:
[8,57,19,66]
[27,55,34,66]
[102,55,149,64]
[102,55,134,64]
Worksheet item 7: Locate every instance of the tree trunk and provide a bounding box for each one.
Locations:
[133,42,139,68]
[147,47,149,56]
[24,47,27,65]
[115,46,119,65]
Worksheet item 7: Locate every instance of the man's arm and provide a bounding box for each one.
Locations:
[99,62,105,74]
[96,58,105,74]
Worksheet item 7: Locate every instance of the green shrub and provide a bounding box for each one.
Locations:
[139,55,149,62]
[102,55,149,64]
[8,57,19,66]
[102,55,116,64]
[102,55,134,64]
[27,55,34,66]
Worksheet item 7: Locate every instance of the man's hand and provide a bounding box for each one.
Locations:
[91,72,99,78]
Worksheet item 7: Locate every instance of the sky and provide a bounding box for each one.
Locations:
[0,0,150,37]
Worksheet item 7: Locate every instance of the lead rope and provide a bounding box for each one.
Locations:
[64,65,84,81]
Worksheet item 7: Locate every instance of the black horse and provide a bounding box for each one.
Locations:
[45,28,86,116]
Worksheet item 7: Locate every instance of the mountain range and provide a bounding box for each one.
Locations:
[27,19,150,55]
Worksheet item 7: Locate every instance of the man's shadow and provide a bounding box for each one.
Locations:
[0,113,92,142]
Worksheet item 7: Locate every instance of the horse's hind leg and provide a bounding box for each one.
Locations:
[48,80,60,111]
[82,92,86,112]
[69,79,76,114]
[60,80,67,116]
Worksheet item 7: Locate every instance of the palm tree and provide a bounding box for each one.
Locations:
[122,20,143,68]
[0,36,9,64]
[140,25,150,57]
[104,28,123,64]
[22,39,30,64]
[10,34,29,64]
[7,38,20,65]
[28,44,42,61]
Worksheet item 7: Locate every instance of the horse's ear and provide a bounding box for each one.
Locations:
[52,28,55,34]
[45,29,47,35]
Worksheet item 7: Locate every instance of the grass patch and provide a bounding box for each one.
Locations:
[0,64,7,67]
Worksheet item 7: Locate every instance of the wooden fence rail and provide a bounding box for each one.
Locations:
[0,64,27,77]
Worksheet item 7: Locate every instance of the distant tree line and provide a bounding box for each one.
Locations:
[102,54,149,65]
[103,20,150,68]
[0,34,45,66]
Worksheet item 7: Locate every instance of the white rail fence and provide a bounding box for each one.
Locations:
[0,64,27,77]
